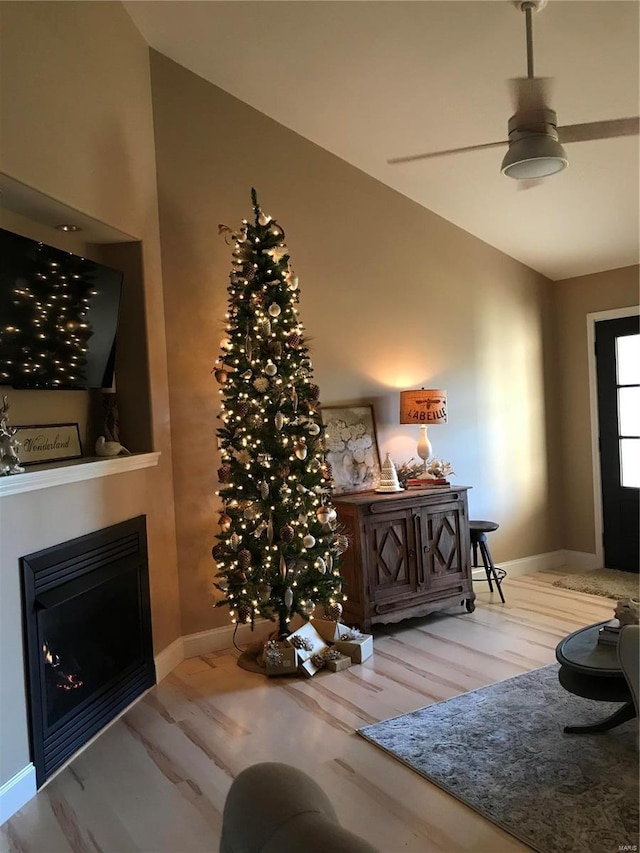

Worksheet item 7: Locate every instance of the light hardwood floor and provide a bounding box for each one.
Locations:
[1,571,614,853]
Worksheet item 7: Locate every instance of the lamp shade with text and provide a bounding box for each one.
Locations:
[399,389,447,475]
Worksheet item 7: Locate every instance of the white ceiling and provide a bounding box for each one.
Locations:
[125,0,640,281]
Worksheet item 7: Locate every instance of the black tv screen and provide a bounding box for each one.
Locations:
[0,227,123,389]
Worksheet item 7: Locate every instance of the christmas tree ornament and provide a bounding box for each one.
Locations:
[291,388,299,411]
[289,275,299,291]
[284,587,294,609]
[244,502,258,519]
[315,557,327,575]
[275,411,285,431]
[258,452,273,466]
[267,517,274,544]
[301,600,316,617]
[336,535,349,554]
[268,302,281,317]
[287,332,300,348]
[253,377,269,392]
[279,553,288,578]
[244,334,252,359]
[270,341,282,359]
[219,514,232,531]
[236,401,250,418]
[258,583,272,602]
[280,524,294,542]
[308,422,321,436]
[258,211,271,226]
[230,533,241,551]
[237,603,253,624]
[236,449,251,466]
[217,465,232,483]
[303,533,316,548]
[238,549,252,570]
[326,554,334,572]
[242,263,256,281]
[254,520,268,537]
[259,317,271,337]
[326,601,343,621]
[212,543,225,560]
[260,480,269,499]
[308,384,320,399]
[316,506,332,524]
[294,440,307,460]
[214,368,228,384]
[241,369,253,380]
[264,361,277,376]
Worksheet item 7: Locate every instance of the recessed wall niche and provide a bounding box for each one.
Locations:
[0,173,152,461]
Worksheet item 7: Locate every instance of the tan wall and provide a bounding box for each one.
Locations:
[149,53,562,637]
[554,265,639,553]
[0,2,180,786]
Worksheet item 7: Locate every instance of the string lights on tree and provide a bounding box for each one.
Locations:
[212,190,347,637]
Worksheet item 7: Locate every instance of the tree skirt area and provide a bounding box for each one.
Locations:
[552,568,639,600]
[358,665,638,853]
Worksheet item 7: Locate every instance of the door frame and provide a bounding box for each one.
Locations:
[587,305,640,568]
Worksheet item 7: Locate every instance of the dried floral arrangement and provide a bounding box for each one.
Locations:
[394,457,455,488]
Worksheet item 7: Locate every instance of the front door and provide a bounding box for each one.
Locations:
[595,314,639,572]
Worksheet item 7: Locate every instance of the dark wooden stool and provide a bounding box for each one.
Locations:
[470,520,506,603]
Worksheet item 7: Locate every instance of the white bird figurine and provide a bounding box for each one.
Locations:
[95,436,130,457]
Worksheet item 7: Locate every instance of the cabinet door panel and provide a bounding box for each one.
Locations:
[421,507,465,588]
[366,511,417,600]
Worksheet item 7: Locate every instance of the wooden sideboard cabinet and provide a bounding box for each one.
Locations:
[334,487,475,631]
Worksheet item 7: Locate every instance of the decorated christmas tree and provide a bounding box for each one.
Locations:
[212,190,346,637]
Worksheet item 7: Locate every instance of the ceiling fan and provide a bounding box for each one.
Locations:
[388,0,639,181]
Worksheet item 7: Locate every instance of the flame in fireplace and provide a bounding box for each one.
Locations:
[42,642,84,691]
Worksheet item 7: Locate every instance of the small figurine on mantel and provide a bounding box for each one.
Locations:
[0,395,25,476]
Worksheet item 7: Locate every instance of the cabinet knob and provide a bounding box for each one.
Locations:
[409,548,416,557]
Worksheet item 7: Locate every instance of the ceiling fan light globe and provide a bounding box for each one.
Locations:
[501,134,568,179]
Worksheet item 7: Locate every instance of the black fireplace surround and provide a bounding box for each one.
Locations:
[21,516,156,787]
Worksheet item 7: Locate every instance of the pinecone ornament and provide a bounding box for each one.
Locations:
[218,465,232,483]
[238,549,252,570]
[280,524,294,542]
[326,602,343,621]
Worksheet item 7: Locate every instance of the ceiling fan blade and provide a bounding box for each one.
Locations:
[387,139,507,166]
[509,77,553,114]
[558,117,639,144]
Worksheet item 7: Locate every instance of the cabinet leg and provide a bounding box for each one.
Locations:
[465,597,476,613]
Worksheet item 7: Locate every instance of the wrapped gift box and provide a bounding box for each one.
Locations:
[298,657,325,678]
[334,633,374,663]
[314,619,347,644]
[285,621,328,661]
[325,653,352,672]
[263,641,299,677]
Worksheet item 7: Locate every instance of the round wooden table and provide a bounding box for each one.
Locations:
[555,621,635,734]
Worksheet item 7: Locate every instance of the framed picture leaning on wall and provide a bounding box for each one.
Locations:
[320,404,381,495]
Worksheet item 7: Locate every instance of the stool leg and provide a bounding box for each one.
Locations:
[472,540,478,569]
[478,534,494,592]
[479,538,506,604]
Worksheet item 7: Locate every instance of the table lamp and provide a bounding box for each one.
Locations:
[399,388,448,476]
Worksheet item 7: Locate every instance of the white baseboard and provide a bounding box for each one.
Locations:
[559,550,601,572]
[0,763,36,825]
[154,636,185,683]
[472,549,566,581]
[182,618,275,658]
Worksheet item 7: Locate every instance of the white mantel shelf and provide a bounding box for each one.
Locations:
[0,452,161,497]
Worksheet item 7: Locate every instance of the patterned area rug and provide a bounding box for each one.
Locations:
[552,569,639,600]
[358,665,638,853]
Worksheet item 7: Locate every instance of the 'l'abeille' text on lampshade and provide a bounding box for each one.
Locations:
[399,389,447,425]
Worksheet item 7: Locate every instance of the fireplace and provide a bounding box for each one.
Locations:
[21,516,156,787]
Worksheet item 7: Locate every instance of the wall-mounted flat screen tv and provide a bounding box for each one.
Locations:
[0,227,123,389]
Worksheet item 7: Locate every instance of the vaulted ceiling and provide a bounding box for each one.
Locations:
[125,0,640,281]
